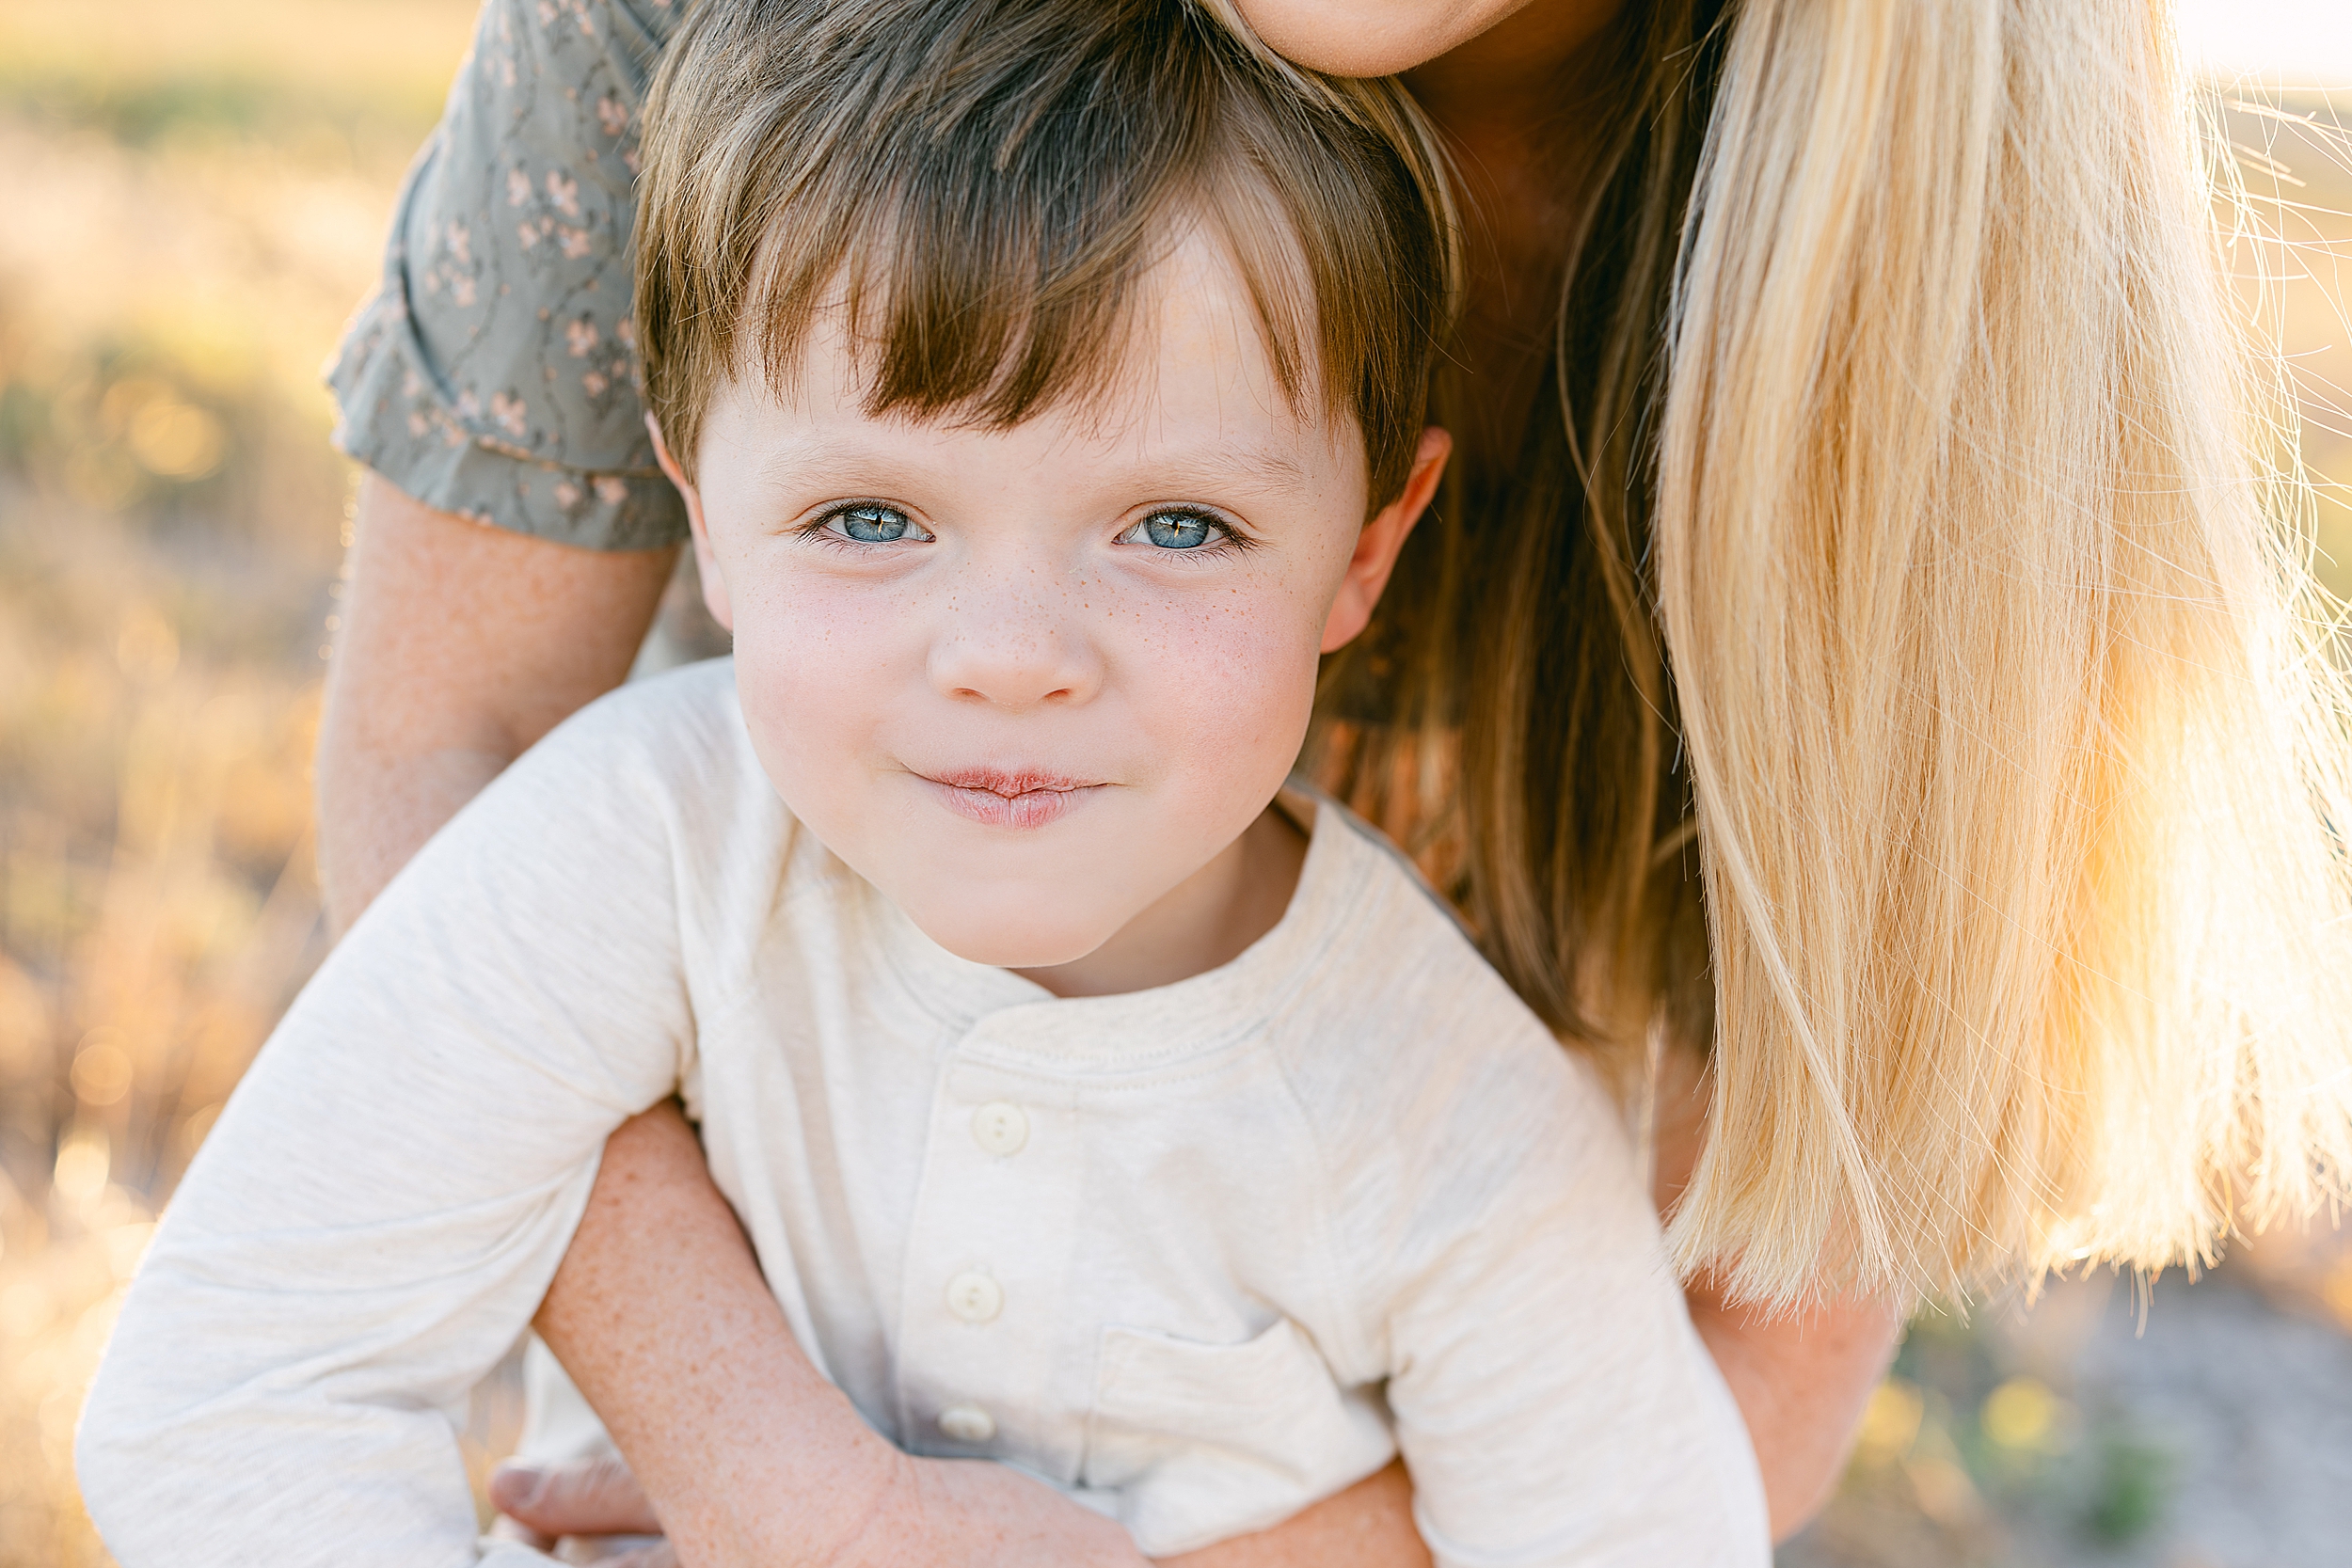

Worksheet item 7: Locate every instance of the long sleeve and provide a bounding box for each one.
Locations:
[77,691,702,1568]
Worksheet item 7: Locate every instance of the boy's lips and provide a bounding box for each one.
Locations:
[919,768,1107,830]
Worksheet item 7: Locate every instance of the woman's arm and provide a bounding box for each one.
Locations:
[1684,1283,1898,1538]
[1652,1044,1901,1538]
[516,1105,1432,1568]
[524,1068,1891,1561]
[528,1105,1158,1568]
[317,475,675,931]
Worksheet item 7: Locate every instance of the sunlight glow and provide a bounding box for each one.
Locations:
[2178,0,2352,88]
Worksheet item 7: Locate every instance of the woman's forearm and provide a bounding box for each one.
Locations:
[548,1064,1886,1561]
[317,473,674,932]
[532,1104,903,1567]
[1686,1282,1899,1538]
[540,1106,1425,1567]
[1651,1044,1900,1539]
[1162,1465,1425,1568]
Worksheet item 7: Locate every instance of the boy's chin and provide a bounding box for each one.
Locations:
[904,898,1122,973]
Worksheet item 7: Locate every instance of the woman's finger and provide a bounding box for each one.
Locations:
[490,1455,663,1538]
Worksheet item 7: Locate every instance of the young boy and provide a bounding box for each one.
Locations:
[77,1,1770,1561]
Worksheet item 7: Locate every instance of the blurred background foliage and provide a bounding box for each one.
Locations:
[0,2,480,1560]
[0,3,2346,1566]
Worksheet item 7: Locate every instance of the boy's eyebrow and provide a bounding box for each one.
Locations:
[1167,441,1315,494]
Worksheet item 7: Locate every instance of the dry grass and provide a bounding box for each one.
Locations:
[0,8,2343,1564]
[0,5,475,1560]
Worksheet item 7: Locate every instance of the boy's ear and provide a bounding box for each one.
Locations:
[648,413,733,632]
[1320,425,1449,655]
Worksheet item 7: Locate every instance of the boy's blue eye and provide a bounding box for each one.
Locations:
[832,504,930,543]
[1123,510,1224,550]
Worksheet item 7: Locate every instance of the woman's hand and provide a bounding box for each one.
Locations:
[494,1456,656,1541]
[1158,1462,1423,1568]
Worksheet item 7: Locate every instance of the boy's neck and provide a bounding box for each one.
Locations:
[1012,803,1310,999]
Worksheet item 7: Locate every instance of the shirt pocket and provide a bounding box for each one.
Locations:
[1081,1317,1396,1557]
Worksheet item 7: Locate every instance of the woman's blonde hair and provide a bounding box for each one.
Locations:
[1317,0,2352,1308]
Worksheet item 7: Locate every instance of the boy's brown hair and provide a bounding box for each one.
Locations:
[634,0,1456,508]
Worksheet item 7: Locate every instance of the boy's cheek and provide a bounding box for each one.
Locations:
[726,623,897,826]
[729,577,933,712]
[1120,593,1321,737]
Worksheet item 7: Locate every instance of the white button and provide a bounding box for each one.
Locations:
[938,1403,996,1443]
[946,1271,1004,1323]
[972,1101,1028,1156]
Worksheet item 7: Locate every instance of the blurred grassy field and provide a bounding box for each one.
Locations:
[0,4,2345,1565]
[0,3,479,1560]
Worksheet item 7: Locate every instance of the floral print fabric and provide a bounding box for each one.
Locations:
[328,0,688,549]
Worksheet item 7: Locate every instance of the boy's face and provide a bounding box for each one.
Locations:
[660,233,1444,971]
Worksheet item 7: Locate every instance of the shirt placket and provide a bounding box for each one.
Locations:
[891,1034,1086,1483]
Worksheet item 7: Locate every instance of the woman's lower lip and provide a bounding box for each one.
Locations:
[922,778,1105,830]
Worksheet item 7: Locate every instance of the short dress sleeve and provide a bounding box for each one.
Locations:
[327,0,690,550]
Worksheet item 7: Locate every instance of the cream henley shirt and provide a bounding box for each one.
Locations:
[78,660,1770,1567]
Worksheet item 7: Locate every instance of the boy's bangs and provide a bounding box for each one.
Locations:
[743,175,1329,438]
[638,0,1453,504]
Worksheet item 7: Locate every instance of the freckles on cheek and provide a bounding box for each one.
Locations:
[732,572,890,676]
[1130,582,1323,766]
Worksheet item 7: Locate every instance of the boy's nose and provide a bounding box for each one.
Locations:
[927,594,1104,710]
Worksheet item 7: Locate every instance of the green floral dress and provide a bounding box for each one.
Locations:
[329,0,689,551]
